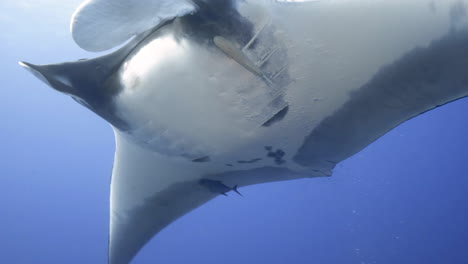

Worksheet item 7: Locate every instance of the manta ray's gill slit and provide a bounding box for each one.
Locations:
[262,105,290,126]
[192,156,211,163]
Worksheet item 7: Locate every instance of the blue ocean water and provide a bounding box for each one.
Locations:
[1,2,468,264]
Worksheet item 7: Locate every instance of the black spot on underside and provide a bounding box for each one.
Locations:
[192,156,211,163]
[237,158,262,164]
[265,147,287,165]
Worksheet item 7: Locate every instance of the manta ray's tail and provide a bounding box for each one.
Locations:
[233,185,243,196]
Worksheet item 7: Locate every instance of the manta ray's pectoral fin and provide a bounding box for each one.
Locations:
[109,130,317,264]
[20,27,153,98]
[19,29,155,129]
[109,132,225,264]
[294,29,468,171]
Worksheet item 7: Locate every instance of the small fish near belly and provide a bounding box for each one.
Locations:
[199,179,243,196]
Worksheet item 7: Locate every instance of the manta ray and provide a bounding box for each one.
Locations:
[19,0,468,263]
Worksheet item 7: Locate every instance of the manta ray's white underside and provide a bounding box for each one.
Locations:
[20,0,468,263]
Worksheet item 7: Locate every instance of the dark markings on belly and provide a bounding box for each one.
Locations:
[192,156,211,163]
[265,146,286,165]
[237,158,263,164]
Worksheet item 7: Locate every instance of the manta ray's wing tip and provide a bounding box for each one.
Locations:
[18,61,52,87]
[18,61,31,68]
